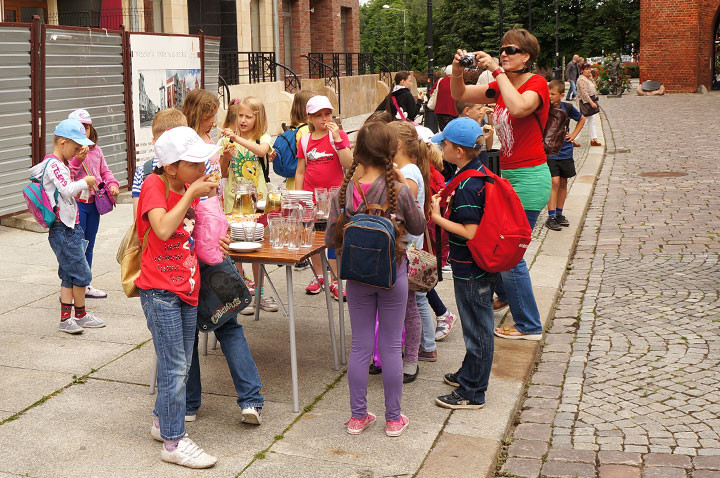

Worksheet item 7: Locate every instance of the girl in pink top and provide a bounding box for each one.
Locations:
[68,109,119,299]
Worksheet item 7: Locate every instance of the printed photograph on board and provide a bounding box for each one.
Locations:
[138,69,201,127]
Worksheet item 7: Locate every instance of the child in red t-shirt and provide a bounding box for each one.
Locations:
[135,127,220,469]
[294,96,353,297]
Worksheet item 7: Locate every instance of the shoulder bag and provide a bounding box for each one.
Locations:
[407,228,439,293]
[579,95,600,117]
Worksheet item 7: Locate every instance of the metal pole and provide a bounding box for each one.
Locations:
[272,0,282,80]
[554,0,559,68]
[427,0,434,87]
[403,10,406,50]
[528,0,532,31]
[499,0,504,44]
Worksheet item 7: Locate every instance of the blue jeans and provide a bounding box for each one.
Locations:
[453,274,496,403]
[494,210,543,335]
[566,80,577,100]
[140,288,196,441]
[426,287,447,317]
[48,222,92,288]
[77,201,100,269]
[416,291,436,352]
[186,317,264,414]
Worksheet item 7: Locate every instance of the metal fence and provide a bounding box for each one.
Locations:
[0,24,34,216]
[43,26,128,185]
[307,52,411,78]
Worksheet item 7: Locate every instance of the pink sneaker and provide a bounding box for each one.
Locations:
[330,280,346,302]
[305,275,324,295]
[385,414,409,437]
[345,412,376,435]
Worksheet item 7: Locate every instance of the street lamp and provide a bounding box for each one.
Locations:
[382,4,407,49]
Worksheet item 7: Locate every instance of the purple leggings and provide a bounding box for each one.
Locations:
[346,261,408,421]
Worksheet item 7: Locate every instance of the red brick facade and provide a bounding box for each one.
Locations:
[640,0,720,92]
[278,0,360,78]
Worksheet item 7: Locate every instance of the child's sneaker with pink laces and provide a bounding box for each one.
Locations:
[329,280,346,301]
[305,275,324,295]
[385,414,409,437]
[344,412,376,435]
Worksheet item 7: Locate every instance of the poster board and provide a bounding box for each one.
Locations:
[129,34,202,166]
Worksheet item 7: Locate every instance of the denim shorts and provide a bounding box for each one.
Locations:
[48,222,92,288]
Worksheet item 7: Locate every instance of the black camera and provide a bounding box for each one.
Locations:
[458,53,476,67]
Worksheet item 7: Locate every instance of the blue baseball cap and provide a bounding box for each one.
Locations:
[431,117,483,148]
[53,119,94,146]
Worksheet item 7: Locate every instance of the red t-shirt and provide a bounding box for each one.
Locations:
[135,174,201,306]
[298,130,349,196]
[431,77,458,116]
[489,75,550,169]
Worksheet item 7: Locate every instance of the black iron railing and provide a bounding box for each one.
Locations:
[307,52,410,77]
[302,54,341,114]
[47,8,152,31]
[218,76,230,110]
[220,51,301,93]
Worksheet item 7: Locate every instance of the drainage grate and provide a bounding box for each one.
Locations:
[639,171,687,178]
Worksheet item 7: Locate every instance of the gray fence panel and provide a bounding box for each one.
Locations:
[0,25,33,217]
[44,28,128,186]
[204,38,220,94]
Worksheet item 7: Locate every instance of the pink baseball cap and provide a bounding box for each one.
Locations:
[306,95,334,114]
[68,109,92,125]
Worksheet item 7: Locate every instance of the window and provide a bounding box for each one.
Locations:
[282,0,293,67]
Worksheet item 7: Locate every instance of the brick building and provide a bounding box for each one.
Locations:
[640,0,720,92]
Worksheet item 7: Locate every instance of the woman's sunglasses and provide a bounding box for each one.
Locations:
[499,46,524,56]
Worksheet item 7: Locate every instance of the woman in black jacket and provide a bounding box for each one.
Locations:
[376,71,425,122]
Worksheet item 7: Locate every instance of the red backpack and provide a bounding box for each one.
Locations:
[439,167,532,273]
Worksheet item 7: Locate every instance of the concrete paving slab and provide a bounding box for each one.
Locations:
[530,255,570,290]
[0,332,134,377]
[268,407,441,476]
[0,280,57,312]
[0,366,75,415]
[443,377,523,442]
[0,306,151,345]
[241,452,375,478]
[417,433,498,478]
[0,379,296,478]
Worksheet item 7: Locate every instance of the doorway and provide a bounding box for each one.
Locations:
[713,12,720,90]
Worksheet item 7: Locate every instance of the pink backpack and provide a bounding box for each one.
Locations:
[23,159,59,228]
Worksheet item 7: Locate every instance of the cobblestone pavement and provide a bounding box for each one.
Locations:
[499,93,720,478]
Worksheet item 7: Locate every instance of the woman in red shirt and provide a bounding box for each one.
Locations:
[448,27,548,342]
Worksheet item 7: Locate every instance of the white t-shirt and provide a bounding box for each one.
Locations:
[401,163,425,249]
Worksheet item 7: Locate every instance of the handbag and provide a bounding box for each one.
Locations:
[80,160,115,215]
[197,255,252,331]
[426,81,440,110]
[117,175,168,298]
[407,228,439,293]
[579,95,599,117]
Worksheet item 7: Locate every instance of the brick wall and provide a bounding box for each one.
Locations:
[640,0,720,92]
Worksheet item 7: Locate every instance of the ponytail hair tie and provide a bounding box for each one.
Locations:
[231,98,241,105]
[339,208,345,213]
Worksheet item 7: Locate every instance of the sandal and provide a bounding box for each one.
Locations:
[590,139,602,147]
[494,325,542,341]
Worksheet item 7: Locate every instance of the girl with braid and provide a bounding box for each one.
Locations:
[325,122,426,437]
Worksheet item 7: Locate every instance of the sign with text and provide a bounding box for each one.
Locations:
[129,34,202,166]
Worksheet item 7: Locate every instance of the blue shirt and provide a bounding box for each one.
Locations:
[548,102,582,161]
[447,157,489,280]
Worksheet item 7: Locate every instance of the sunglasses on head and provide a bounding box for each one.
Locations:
[499,46,524,55]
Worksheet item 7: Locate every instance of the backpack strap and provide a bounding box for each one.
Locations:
[352,178,388,215]
[139,174,170,252]
[300,131,337,158]
[391,96,407,122]
[439,167,494,208]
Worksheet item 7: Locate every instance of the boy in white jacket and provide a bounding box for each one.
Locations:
[29,119,106,334]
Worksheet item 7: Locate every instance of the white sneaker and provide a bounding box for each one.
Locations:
[241,407,262,425]
[85,286,107,298]
[441,264,452,274]
[151,421,187,442]
[58,317,83,334]
[240,300,256,315]
[160,437,217,469]
[74,312,105,328]
[185,414,196,422]
[259,297,278,312]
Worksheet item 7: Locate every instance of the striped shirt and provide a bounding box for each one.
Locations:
[447,157,489,280]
